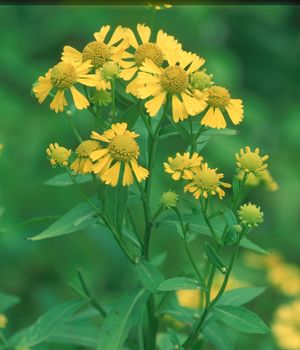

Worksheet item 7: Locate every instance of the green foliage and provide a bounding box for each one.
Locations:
[0,292,20,313]
[157,277,202,291]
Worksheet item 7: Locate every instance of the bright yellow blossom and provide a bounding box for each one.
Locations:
[136,49,207,122]
[236,146,268,174]
[70,140,101,174]
[90,123,149,187]
[0,314,8,329]
[46,143,71,167]
[272,300,300,350]
[184,163,231,200]
[201,85,243,129]
[33,60,98,112]
[164,152,202,180]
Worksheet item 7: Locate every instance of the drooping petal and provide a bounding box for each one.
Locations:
[50,89,66,113]
[70,86,89,110]
[137,23,151,44]
[107,25,125,46]
[33,75,53,103]
[123,27,139,49]
[138,83,161,99]
[130,159,149,182]
[226,99,244,125]
[172,95,188,122]
[94,25,111,43]
[102,161,121,187]
[62,46,82,63]
[123,162,134,186]
[111,123,127,135]
[145,91,166,117]
[89,148,109,161]
[119,66,138,81]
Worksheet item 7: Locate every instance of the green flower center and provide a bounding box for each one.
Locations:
[170,156,190,171]
[82,41,111,69]
[108,135,139,162]
[240,152,263,172]
[50,62,77,89]
[135,43,164,67]
[160,191,179,208]
[207,86,230,109]
[194,169,219,191]
[161,66,188,94]
[76,140,100,157]
[190,71,212,90]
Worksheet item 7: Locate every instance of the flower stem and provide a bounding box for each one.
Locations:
[65,113,83,143]
[111,78,116,121]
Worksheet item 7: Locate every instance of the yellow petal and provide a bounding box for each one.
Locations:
[77,74,98,87]
[140,58,162,75]
[108,25,125,46]
[186,56,205,74]
[94,25,110,43]
[137,23,151,44]
[102,161,121,187]
[181,92,202,115]
[69,86,89,110]
[145,91,166,117]
[201,107,215,127]
[131,159,149,182]
[138,83,161,99]
[119,66,138,81]
[172,95,187,122]
[111,123,127,135]
[33,76,53,103]
[226,99,244,125]
[123,162,134,186]
[50,89,65,113]
[90,148,109,161]
[62,46,82,62]
[214,108,226,129]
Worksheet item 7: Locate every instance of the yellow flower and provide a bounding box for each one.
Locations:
[238,202,264,227]
[70,140,101,174]
[236,146,269,174]
[120,23,181,96]
[164,152,202,180]
[136,49,207,122]
[0,314,8,329]
[201,85,243,129]
[46,143,71,167]
[33,60,98,112]
[236,169,261,187]
[90,123,149,187]
[160,191,179,209]
[259,169,279,192]
[184,163,231,200]
[272,300,300,350]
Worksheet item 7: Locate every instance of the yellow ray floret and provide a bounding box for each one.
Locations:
[184,163,231,200]
[201,86,244,129]
[33,60,98,112]
[90,123,149,187]
[236,146,268,174]
[164,152,202,180]
[135,49,207,122]
[70,140,101,174]
[46,143,71,167]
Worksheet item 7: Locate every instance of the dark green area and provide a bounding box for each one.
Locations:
[0,5,299,350]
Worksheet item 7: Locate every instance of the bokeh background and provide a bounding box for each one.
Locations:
[0,4,299,350]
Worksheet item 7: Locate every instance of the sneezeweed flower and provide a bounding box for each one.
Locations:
[70,140,101,174]
[46,143,71,167]
[0,314,8,329]
[176,289,200,309]
[238,202,264,227]
[120,23,181,95]
[201,85,243,129]
[90,123,148,186]
[184,163,231,200]
[164,152,202,180]
[272,300,300,350]
[137,49,207,122]
[189,69,213,91]
[160,191,179,209]
[236,146,269,174]
[33,61,97,112]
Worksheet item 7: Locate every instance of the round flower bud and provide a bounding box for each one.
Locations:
[190,70,213,90]
[234,224,243,234]
[91,90,112,106]
[238,202,264,227]
[102,61,119,80]
[160,191,179,209]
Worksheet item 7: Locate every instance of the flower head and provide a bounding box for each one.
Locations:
[136,49,207,122]
[236,146,269,174]
[238,202,264,227]
[46,143,71,167]
[236,170,261,187]
[164,152,202,180]
[201,85,243,129]
[90,123,148,187]
[189,69,213,91]
[160,191,179,209]
[33,60,97,112]
[0,314,8,329]
[70,140,101,174]
[184,163,231,199]
[272,300,300,350]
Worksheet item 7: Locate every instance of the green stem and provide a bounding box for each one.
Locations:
[200,198,220,245]
[111,78,116,120]
[127,207,143,248]
[65,113,83,143]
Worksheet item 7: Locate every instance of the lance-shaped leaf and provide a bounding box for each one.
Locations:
[203,321,234,350]
[44,173,93,186]
[158,277,203,292]
[212,305,269,334]
[97,287,150,350]
[135,260,165,293]
[0,292,20,313]
[239,237,269,254]
[204,242,227,274]
[214,287,266,307]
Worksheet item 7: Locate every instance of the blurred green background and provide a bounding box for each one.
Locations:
[0,5,299,350]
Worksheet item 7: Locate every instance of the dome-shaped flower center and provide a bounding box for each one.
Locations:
[194,169,219,190]
[161,66,189,94]
[51,147,70,163]
[76,140,100,157]
[160,191,179,208]
[108,135,139,162]
[239,152,263,172]
[238,203,263,227]
[170,156,190,171]
[207,86,231,109]
[135,43,164,67]
[190,71,212,90]
[82,41,111,69]
[50,62,77,89]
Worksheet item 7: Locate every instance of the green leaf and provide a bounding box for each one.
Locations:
[150,252,168,267]
[203,321,234,350]
[223,208,238,245]
[28,200,99,241]
[104,185,128,230]
[213,305,269,334]
[7,299,86,348]
[215,287,266,307]
[195,135,210,152]
[204,242,227,274]
[0,292,20,313]
[202,128,238,136]
[119,101,142,129]
[97,287,150,350]
[158,277,202,292]
[135,260,165,293]
[239,237,269,254]
[232,176,240,197]
[48,325,98,348]
[44,173,93,186]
